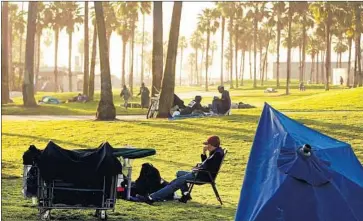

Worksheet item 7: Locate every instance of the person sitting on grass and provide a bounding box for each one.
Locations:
[136,135,224,204]
[120,85,131,109]
[180,95,210,115]
[212,86,231,115]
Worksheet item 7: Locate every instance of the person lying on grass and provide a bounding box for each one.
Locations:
[137,136,224,204]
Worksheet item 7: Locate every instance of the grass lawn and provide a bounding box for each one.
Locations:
[2,80,356,115]
[2,85,363,220]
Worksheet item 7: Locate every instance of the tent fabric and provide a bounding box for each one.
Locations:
[38,141,122,186]
[235,103,363,221]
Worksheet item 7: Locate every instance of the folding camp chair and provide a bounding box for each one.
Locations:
[186,149,228,205]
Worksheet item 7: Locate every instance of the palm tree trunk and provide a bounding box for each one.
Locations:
[205,29,210,91]
[276,16,281,88]
[200,45,204,86]
[234,25,238,88]
[286,3,292,95]
[325,3,331,91]
[54,27,59,92]
[157,2,182,118]
[299,43,302,82]
[83,1,89,96]
[241,50,245,86]
[129,20,135,96]
[302,17,306,82]
[35,31,41,92]
[152,2,163,96]
[1,2,10,104]
[355,4,362,87]
[259,46,263,83]
[339,52,342,68]
[347,37,352,87]
[121,39,126,87]
[229,16,234,89]
[310,54,314,82]
[88,24,97,101]
[220,16,225,85]
[249,45,252,79]
[23,2,38,107]
[253,12,257,88]
[180,47,183,86]
[19,33,24,90]
[94,1,116,120]
[68,32,73,92]
[316,50,319,84]
[320,51,323,83]
[9,15,14,91]
[195,48,199,85]
[141,13,145,84]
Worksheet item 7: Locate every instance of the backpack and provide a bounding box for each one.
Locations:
[134,163,173,199]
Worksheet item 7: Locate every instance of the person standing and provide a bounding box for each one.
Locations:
[137,83,150,109]
[120,85,131,109]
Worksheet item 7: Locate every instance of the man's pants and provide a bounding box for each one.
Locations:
[124,99,129,108]
[212,99,228,114]
[150,171,195,201]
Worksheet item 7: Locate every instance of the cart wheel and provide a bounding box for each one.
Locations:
[98,210,107,221]
[39,209,51,220]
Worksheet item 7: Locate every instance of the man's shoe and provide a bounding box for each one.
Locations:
[178,193,192,203]
[136,194,154,205]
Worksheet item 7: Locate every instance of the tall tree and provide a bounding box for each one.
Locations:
[83,2,89,95]
[353,3,362,87]
[190,31,202,85]
[197,8,220,91]
[64,2,83,92]
[272,2,286,88]
[2,2,10,104]
[216,2,227,86]
[157,2,182,118]
[152,2,163,96]
[178,36,188,86]
[286,2,293,95]
[35,2,46,92]
[22,2,38,107]
[140,2,151,85]
[45,2,65,92]
[88,20,97,101]
[94,2,116,120]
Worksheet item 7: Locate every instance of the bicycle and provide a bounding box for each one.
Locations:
[146,87,161,119]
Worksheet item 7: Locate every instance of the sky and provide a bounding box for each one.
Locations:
[11,2,360,81]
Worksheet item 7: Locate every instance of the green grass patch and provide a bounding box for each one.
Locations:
[2,107,362,220]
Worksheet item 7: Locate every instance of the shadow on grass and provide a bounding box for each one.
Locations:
[2,132,91,149]
[298,118,363,141]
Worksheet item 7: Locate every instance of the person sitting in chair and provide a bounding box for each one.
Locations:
[180,95,210,115]
[137,136,224,204]
[212,86,231,115]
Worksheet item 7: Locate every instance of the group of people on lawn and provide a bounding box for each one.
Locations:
[120,83,231,116]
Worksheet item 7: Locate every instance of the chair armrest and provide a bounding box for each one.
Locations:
[191,168,214,182]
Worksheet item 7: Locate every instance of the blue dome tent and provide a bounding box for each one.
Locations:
[235,103,363,221]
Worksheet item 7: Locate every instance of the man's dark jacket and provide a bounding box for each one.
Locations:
[196,147,224,181]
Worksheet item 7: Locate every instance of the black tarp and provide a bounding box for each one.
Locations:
[38,141,122,186]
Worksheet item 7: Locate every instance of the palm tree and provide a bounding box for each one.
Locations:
[178,36,188,86]
[190,30,202,85]
[216,2,227,86]
[353,3,362,87]
[286,2,293,95]
[157,2,182,118]
[35,2,46,91]
[83,2,89,96]
[188,52,196,84]
[2,2,10,104]
[272,2,286,88]
[94,2,116,120]
[44,2,65,92]
[307,35,319,83]
[64,2,83,92]
[88,19,97,101]
[197,8,220,91]
[102,2,118,55]
[152,2,163,96]
[333,40,348,68]
[23,2,37,107]
[140,2,151,85]
[114,2,132,87]
[210,41,218,81]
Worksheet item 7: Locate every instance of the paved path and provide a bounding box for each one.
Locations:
[2,115,146,121]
